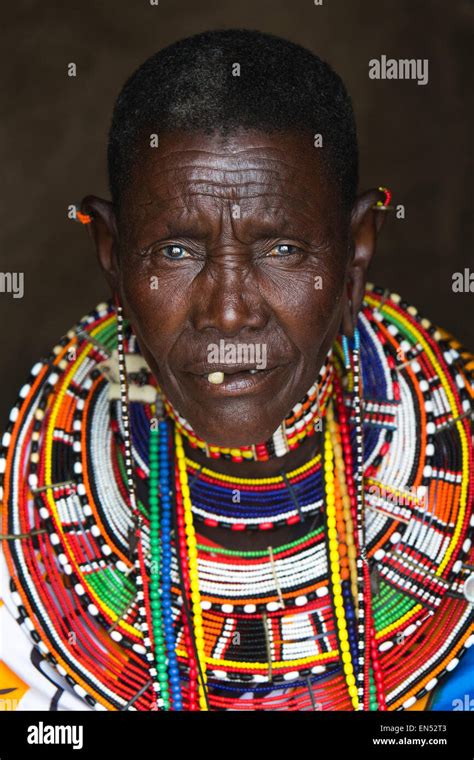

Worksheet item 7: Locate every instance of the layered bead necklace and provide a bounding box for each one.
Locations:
[1,284,473,712]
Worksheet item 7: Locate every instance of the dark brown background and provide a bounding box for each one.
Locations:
[1,0,473,430]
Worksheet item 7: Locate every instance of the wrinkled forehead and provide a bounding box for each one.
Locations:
[119,128,342,230]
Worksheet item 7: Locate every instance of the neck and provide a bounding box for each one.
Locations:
[184,431,323,552]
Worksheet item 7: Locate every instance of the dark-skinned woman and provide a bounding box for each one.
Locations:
[1,30,473,712]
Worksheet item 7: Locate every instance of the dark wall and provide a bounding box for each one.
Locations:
[1,0,473,428]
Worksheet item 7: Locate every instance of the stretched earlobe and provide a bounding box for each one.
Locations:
[80,195,120,295]
[341,186,391,337]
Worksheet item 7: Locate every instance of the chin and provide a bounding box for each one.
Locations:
[186,415,278,448]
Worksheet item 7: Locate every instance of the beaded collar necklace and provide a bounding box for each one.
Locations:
[1,284,473,712]
[110,398,326,532]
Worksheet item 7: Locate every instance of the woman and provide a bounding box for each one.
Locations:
[1,29,473,712]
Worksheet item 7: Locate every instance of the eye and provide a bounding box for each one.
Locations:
[266,243,301,257]
[161,244,190,260]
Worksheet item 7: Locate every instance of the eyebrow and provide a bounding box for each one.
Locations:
[138,203,326,245]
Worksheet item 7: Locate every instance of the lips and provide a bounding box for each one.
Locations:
[181,363,288,396]
[185,362,275,376]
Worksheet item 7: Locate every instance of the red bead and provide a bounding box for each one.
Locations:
[204,518,219,527]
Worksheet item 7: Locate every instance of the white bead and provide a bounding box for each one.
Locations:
[266,601,281,612]
[295,595,308,606]
[462,573,474,603]
[31,362,43,376]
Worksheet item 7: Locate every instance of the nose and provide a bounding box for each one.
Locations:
[190,254,269,337]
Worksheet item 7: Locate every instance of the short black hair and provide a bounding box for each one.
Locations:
[107,28,358,213]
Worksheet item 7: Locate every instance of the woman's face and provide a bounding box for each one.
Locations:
[94,129,371,447]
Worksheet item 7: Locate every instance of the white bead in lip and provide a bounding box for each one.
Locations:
[207,371,225,385]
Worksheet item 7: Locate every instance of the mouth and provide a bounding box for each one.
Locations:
[182,364,287,396]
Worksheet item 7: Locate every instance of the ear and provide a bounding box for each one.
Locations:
[80,195,120,298]
[341,188,389,337]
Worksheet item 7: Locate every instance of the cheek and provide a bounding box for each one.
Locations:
[258,258,346,357]
[119,262,189,362]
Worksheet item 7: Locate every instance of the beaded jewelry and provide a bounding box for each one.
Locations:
[1,285,473,711]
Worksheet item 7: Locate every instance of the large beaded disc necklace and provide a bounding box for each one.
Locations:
[1,284,473,711]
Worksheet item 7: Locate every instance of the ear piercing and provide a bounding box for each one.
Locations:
[72,203,93,224]
[371,186,393,211]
